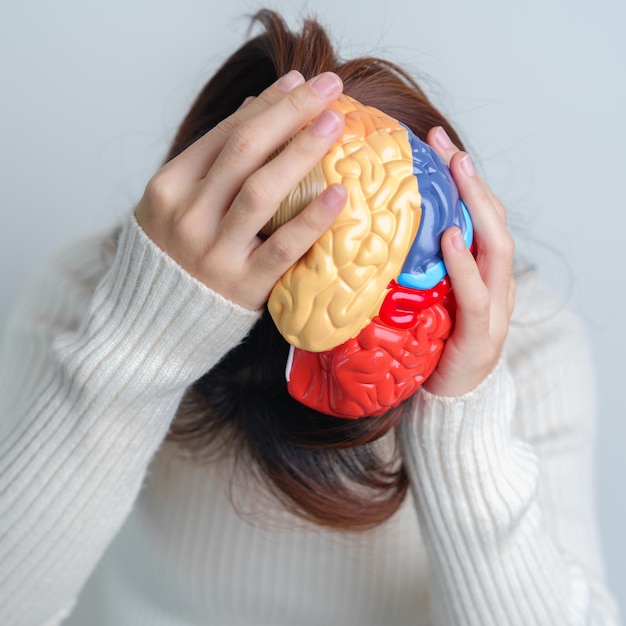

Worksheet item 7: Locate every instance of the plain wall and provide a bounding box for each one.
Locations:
[1,0,624,619]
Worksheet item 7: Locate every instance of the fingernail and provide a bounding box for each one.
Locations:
[451,228,466,252]
[460,153,475,177]
[435,127,453,149]
[311,110,341,136]
[321,184,347,209]
[310,72,342,97]
[275,70,304,93]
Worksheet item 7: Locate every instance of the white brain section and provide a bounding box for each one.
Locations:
[268,96,422,352]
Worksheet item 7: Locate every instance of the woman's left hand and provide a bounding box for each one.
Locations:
[422,127,516,397]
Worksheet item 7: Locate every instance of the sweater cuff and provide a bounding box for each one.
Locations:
[53,213,261,398]
[400,358,540,538]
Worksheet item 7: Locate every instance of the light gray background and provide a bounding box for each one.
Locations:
[1,0,624,620]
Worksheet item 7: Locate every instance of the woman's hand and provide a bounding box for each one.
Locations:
[423,127,516,397]
[134,70,348,311]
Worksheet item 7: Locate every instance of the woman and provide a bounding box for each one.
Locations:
[0,9,619,625]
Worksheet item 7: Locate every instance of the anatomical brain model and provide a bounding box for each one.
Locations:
[264,95,472,419]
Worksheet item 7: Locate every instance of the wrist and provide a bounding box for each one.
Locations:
[422,355,504,399]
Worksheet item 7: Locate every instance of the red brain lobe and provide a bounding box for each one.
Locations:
[287,291,455,419]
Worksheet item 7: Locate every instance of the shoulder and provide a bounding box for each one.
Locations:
[508,266,592,375]
[506,267,596,442]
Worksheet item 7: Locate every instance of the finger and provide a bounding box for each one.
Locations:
[483,185,507,224]
[163,70,306,182]
[426,227,505,397]
[449,151,514,308]
[440,227,491,347]
[427,126,507,223]
[198,72,343,216]
[426,126,462,166]
[237,96,256,110]
[219,108,345,247]
[249,183,348,284]
[229,70,305,121]
[508,275,517,318]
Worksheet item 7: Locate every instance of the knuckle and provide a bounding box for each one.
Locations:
[474,183,490,205]
[144,169,178,208]
[494,198,507,217]
[297,118,336,155]
[282,90,308,118]
[239,172,272,210]
[214,115,239,141]
[268,234,296,265]
[170,212,196,244]
[226,126,258,159]
[469,289,491,317]
[456,259,479,283]
[286,132,313,161]
[252,91,273,108]
[505,232,516,257]
[495,232,515,260]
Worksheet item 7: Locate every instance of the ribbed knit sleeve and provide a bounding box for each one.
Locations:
[0,214,260,626]
[399,272,619,625]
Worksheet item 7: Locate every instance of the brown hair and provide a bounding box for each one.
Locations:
[165,9,465,530]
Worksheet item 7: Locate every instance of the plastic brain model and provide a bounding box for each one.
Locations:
[263,95,472,419]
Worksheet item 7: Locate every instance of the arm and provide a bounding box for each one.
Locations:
[0,215,260,625]
[400,286,619,623]
[0,69,349,625]
[398,127,618,624]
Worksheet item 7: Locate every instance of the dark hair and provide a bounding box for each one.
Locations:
[165,9,466,530]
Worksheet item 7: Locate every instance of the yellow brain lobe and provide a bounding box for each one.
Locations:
[268,95,422,351]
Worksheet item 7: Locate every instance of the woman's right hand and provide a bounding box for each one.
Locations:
[134,70,348,311]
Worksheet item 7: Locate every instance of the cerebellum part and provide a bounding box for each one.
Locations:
[267,95,422,352]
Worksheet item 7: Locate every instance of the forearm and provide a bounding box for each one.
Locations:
[0,215,260,625]
[401,361,618,625]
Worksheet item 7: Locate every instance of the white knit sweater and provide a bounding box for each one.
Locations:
[0,214,619,626]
